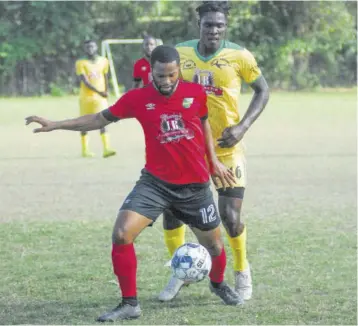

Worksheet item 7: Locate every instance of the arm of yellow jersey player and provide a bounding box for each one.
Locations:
[103,72,109,97]
[218,75,270,148]
[78,74,108,98]
[202,118,236,189]
[25,111,113,133]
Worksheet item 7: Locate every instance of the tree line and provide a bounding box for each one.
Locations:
[0,1,356,96]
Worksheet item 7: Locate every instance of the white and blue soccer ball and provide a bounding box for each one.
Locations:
[171,243,212,283]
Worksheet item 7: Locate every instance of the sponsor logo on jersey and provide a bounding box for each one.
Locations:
[211,58,230,69]
[157,114,194,144]
[145,103,156,110]
[193,69,223,96]
[181,59,196,70]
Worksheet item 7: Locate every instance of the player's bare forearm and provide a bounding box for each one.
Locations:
[202,118,236,188]
[202,119,218,165]
[104,73,109,93]
[82,79,101,94]
[238,75,270,131]
[79,75,104,96]
[217,76,269,148]
[55,113,110,131]
[25,112,111,133]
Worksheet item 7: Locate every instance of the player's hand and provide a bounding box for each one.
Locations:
[217,124,247,148]
[99,91,108,98]
[210,159,236,190]
[25,116,56,133]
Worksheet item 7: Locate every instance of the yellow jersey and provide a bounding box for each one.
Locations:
[75,56,109,99]
[176,40,261,157]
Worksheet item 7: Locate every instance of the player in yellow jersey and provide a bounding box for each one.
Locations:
[75,40,116,158]
[159,1,270,302]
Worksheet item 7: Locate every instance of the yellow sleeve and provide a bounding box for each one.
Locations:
[238,49,261,84]
[103,58,109,75]
[75,60,85,76]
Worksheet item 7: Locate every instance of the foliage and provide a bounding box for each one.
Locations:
[0,0,356,95]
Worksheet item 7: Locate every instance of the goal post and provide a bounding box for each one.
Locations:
[101,38,163,98]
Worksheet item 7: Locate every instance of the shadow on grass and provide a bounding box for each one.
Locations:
[1,294,217,325]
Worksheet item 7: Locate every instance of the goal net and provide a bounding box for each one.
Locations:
[101,38,163,98]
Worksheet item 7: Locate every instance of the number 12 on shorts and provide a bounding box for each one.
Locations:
[200,204,217,224]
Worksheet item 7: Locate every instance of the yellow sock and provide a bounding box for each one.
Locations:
[164,225,186,257]
[101,133,109,151]
[81,134,88,154]
[227,226,248,271]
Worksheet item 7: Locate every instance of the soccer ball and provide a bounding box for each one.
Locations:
[171,243,212,283]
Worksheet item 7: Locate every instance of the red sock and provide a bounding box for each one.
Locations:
[112,243,137,297]
[209,247,226,283]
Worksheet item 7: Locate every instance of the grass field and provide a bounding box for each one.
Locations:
[0,91,356,325]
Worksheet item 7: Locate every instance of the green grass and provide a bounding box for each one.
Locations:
[0,91,356,325]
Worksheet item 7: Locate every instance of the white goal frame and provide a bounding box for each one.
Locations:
[101,38,163,98]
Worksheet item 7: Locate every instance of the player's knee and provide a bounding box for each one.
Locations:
[81,131,87,136]
[112,227,133,245]
[219,200,244,237]
[100,127,106,134]
[224,217,245,237]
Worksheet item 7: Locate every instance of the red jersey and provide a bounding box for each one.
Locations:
[132,57,152,86]
[109,81,210,185]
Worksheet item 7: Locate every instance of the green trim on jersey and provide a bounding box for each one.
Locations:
[176,39,223,62]
[223,41,244,51]
[176,39,200,48]
[247,74,262,85]
[176,39,245,62]
[194,40,225,62]
[77,55,102,63]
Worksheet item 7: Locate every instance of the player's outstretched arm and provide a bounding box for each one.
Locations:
[202,119,235,189]
[218,75,269,148]
[25,112,112,133]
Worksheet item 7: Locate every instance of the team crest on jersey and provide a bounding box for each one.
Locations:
[181,60,196,70]
[193,69,223,96]
[141,66,147,71]
[182,98,194,109]
[157,114,194,144]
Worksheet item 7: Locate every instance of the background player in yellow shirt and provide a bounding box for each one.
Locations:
[159,1,270,302]
[75,40,116,158]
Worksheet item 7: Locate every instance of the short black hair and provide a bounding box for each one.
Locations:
[143,35,156,42]
[196,1,231,19]
[84,39,96,45]
[150,45,180,66]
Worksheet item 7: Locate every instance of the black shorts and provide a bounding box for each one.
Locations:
[120,169,221,231]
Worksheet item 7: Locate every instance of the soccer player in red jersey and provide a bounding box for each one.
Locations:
[25,45,243,322]
[132,35,157,88]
